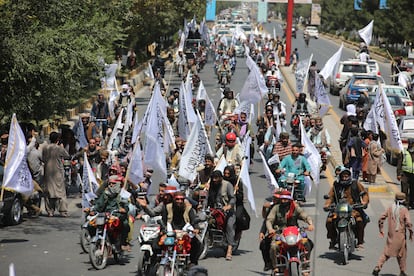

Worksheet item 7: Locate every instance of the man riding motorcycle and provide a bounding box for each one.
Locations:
[266,190,314,275]
[324,168,370,250]
[307,116,331,171]
[276,143,311,201]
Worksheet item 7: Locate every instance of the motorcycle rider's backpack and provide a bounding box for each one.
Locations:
[209,208,226,230]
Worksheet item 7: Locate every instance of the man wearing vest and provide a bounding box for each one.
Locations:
[266,190,314,275]
[324,168,370,250]
[163,191,201,266]
[207,170,236,261]
[397,139,414,209]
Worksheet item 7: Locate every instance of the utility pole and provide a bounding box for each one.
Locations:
[285,0,294,66]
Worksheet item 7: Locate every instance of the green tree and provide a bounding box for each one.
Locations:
[0,0,131,123]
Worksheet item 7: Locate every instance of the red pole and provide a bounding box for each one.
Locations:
[285,0,294,66]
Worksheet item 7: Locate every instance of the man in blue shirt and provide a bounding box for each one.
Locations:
[276,143,311,201]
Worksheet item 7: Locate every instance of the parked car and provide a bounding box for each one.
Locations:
[339,74,385,110]
[330,60,370,95]
[367,59,381,76]
[303,26,319,39]
[0,189,23,225]
[372,85,413,115]
[384,115,414,165]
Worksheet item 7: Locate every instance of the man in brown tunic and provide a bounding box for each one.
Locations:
[372,192,413,276]
[42,132,70,217]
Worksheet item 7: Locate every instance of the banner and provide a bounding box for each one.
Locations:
[126,142,144,186]
[314,74,331,117]
[2,114,33,196]
[178,114,209,181]
[73,117,88,150]
[238,136,257,216]
[295,54,313,94]
[380,85,403,152]
[300,117,321,195]
[143,84,167,180]
[239,55,268,105]
[81,152,99,208]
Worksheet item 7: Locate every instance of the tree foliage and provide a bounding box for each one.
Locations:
[320,0,414,44]
[0,0,205,124]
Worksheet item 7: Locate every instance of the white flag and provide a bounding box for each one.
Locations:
[108,88,119,120]
[131,111,140,145]
[320,44,343,80]
[239,55,268,104]
[143,84,167,180]
[81,152,99,208]
[300,117,321,195]
[220,35,228,48]
[358,20,374,46]
[364,87,381,133]
[178,80,196,139]
[314,74,331,117]
[107,108,124,150]
[72,117,88,150]
[258,150,279,195]
[178,32,186,52]
[100,63,118,91]
[380,85,404,152]
[295,54,313,94]
[126,142,144,185]
[148,62,154,80]
[238,136,257,217]
[273,27,276,40]
[196,81,217,127]
[2,114,33,196]
[214,155,228,173]
[178,114,209,181]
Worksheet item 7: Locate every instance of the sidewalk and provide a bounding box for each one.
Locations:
[279,65,396,194]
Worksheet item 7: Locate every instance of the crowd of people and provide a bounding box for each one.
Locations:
[1,20,413,276]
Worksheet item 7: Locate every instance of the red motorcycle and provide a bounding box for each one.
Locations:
[155,224,193,276]
[88,211,123,270]
[272,226,311,276]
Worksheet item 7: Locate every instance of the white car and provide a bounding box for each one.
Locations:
[372,84,413,115]
[330,60,370,95]
[304,26,319,39]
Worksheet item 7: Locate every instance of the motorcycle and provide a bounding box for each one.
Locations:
[80,211,96,253]
[198,205,241,260]
[63,157,80,194]
[324,196,365,265]
[279,172,305,202]
[267,76,281,94]
[156,223,194,276]
[88,211,123,270]
[218,70,230,87]
[137,215,162,276]
[271,226,311,276]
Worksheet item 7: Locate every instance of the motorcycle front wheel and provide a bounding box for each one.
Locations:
[199,235,210,260]
[157,264,178,276]
[288,261,301,276]
[80,228,91,253]
[137,250,150,276]
[89,239,108,270]
[339,231,349,265]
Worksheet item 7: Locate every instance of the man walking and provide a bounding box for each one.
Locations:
[372,192,413,276]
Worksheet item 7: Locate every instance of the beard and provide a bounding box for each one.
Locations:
[173,201,185,212]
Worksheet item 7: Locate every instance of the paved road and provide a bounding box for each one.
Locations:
[1,25,413,276]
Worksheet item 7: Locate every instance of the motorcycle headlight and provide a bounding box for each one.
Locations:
[164,237,175,246]
[285,234,298,246]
